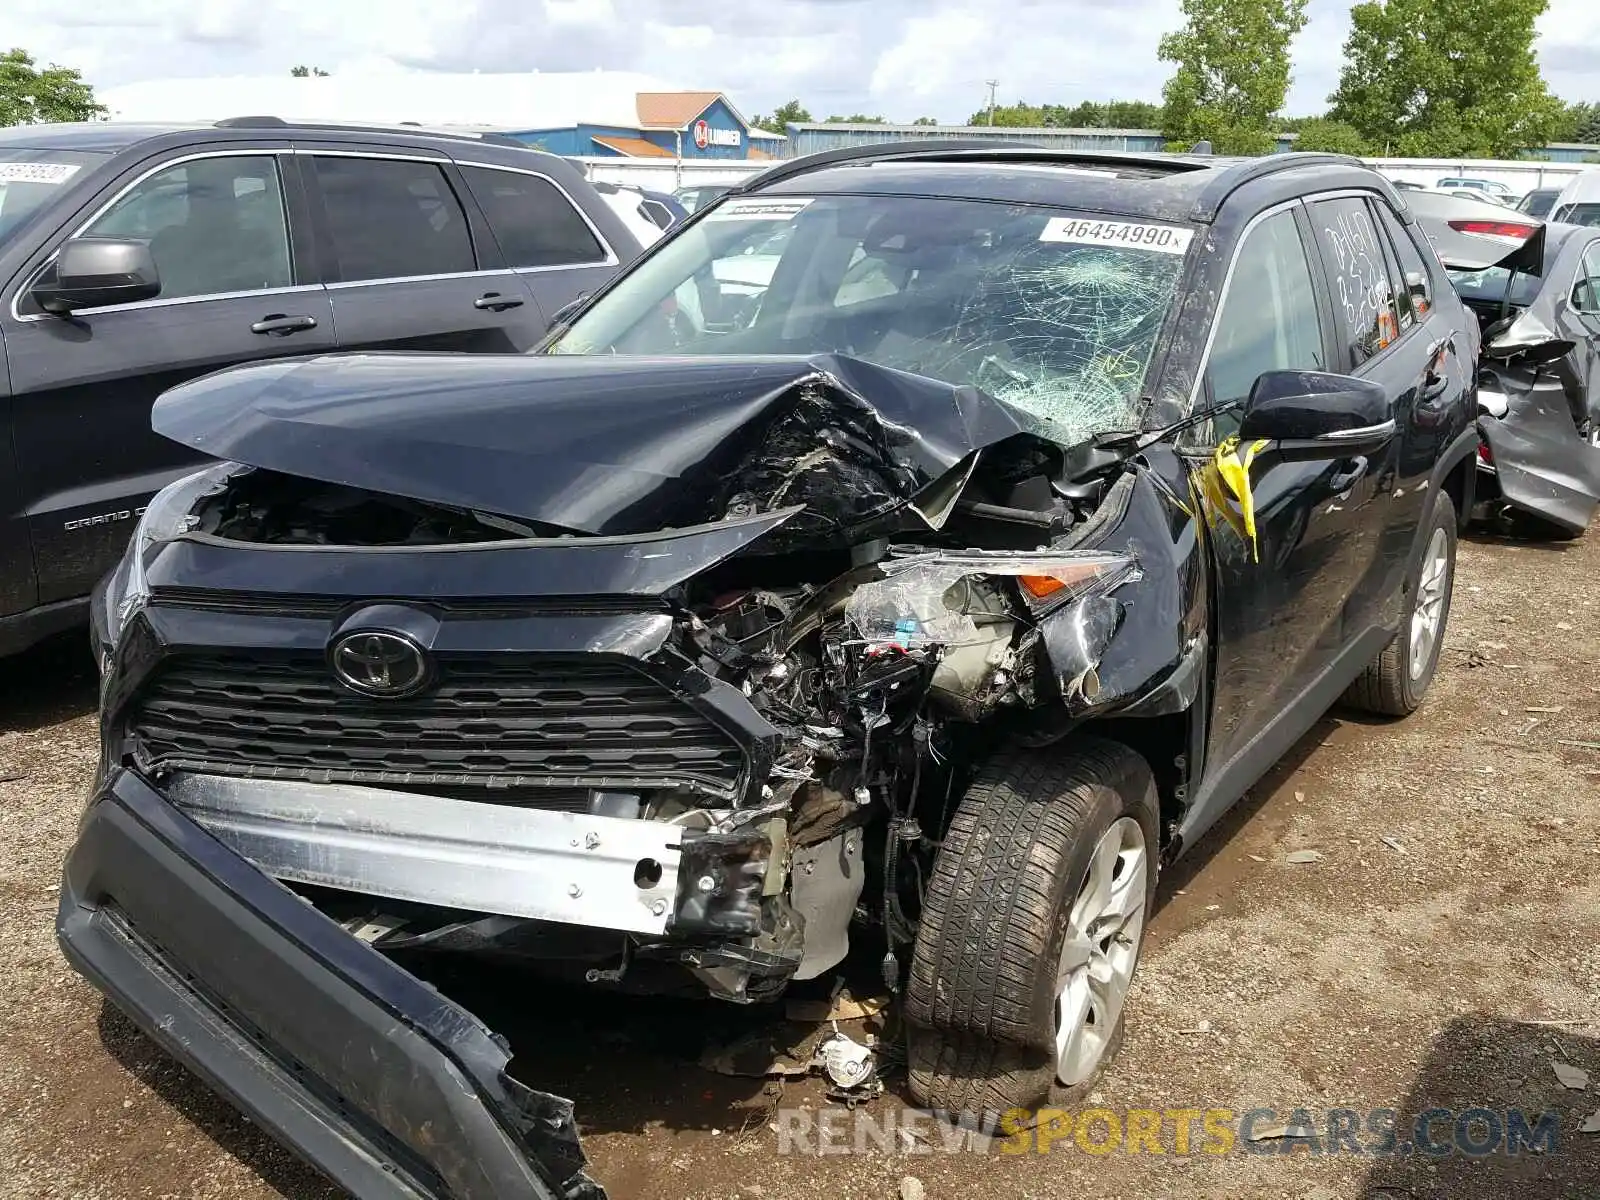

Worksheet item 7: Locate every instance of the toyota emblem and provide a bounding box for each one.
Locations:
[329,630,430,698]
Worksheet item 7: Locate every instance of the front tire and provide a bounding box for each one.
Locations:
[904,739,1159,1122]
[1343,489,1457,716]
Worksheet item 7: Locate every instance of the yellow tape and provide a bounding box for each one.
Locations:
[1213,435,1271,562]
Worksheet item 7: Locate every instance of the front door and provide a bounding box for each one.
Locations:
[0,150,333,605]
[1184,204,1379,786]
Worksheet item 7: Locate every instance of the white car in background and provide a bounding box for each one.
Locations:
[593,183,669,246]
[1435,184,1516,207]
[1435,176,1519,203]
[1548,170,1600,227]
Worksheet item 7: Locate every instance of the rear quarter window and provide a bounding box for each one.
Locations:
[460,166,608,268]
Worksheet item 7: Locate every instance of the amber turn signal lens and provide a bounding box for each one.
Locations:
[1018,574,1067,599]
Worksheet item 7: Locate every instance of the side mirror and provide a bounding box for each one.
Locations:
[31,237,161,315]
[1239,370,1396,458]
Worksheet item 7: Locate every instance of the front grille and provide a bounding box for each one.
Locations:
[129,652,745,798]
[148,587,667,620]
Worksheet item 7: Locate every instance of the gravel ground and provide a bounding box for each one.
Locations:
[2,527,1598,1200]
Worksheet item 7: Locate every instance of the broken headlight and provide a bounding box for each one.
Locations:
[100,462,240,655]
[845,550,1139,648]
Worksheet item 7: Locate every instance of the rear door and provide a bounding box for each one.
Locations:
[453,161,622,321]
[1307,194,1458,628]
[0,147,334,606]
[299,148,548,353]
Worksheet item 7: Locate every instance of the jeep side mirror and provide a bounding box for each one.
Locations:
[1240,369,1396,458]
[32,237,161,314]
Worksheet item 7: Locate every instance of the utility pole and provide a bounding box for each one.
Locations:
[985,79,998,127]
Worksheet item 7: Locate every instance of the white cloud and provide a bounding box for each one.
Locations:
[7,0,1600,127]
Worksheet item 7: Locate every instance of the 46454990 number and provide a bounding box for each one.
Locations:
[1039,217,1195,255]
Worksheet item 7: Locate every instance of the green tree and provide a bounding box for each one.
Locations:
[0,49,104,125]
[1159,0,1309,155]
[749,99,812,130]
[1329,0,1559,158]
[964,98,1165,129]
[1553,99,1600,144]
[911,116,938,126]
[1287,117,1373,155]
[290,65,330,77]
[964,102,1044,126]
[825,113,887,124]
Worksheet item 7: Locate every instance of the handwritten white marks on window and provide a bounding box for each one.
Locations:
[1320,202,1396,360]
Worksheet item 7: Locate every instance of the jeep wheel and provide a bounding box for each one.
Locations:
[1343,490,1457,716]
[904,739,1159,1122]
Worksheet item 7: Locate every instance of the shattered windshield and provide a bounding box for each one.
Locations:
[548,194,1193,442]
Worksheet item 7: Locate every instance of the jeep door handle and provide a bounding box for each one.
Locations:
[251,313,319,336]
[1328,456,1369,494]
[474,292,525,312]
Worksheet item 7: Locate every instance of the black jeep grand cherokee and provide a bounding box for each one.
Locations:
[60,144,1480,1200]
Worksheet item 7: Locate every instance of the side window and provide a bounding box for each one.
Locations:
[459,166,606,268]
[1374,202,1433,331]
[1572,242,1600,314]
[84,155,292,301]
[1203,209,1326,414]
[314,156,475,282]
[1311,197,1400,364]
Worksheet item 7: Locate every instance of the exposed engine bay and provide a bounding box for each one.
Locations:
[116,351,1190,1009]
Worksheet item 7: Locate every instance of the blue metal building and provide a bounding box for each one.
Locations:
[508,91,782,160]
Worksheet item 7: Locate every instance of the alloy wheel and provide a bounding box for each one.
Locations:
[1408,526,1451,680]
[1054,816,1148,1086]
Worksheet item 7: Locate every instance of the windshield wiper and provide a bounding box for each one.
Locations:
[1092,398,1241,457]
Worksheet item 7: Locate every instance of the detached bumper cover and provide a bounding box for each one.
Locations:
[56,769,603,1200]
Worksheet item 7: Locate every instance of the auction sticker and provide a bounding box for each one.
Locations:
[705,197,814,221]
[1040,217,1194,254]
[0,162,80,185]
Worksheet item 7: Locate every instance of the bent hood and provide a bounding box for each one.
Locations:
[153,352,1044,541]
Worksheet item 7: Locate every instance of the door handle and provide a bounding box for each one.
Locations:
[1421,328,1459,402]
[474,292,525,312]
[1328,456,1369,494]
[251,314,318,336]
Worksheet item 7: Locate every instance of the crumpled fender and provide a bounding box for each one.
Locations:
[1047,462,1197,713]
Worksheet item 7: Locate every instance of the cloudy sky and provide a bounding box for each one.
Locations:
[11,0,1600,124]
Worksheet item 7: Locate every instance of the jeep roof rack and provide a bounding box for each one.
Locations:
[214,115,531,150]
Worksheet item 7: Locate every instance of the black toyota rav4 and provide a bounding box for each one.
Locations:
[59,145,1481,1200]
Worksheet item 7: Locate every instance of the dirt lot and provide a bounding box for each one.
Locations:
[2,527,1598,1200]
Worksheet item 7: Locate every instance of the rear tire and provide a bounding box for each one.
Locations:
[904,738,1158,1124]
[1343,489,1457,716]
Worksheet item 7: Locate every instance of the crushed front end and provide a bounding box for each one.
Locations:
[64,351,1197,1197]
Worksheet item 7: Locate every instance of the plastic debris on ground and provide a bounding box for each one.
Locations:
[1552,1060,1591,1090]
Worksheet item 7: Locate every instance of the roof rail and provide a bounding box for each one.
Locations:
[214,115,530,149]
[729,139,1035,192]
[1189,151,1365,220]
[730,140,1220,195]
